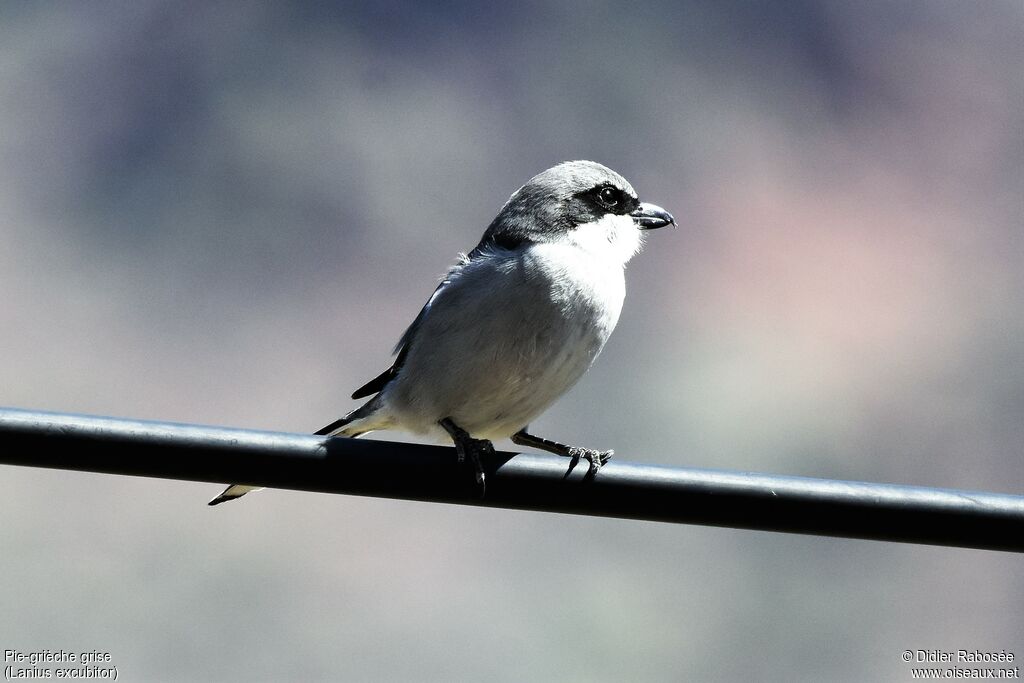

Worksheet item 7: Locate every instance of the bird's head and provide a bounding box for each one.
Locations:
[482,160,674,263]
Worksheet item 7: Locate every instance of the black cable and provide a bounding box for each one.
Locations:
[1,408,1021,552]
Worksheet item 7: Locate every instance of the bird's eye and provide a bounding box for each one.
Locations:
[597,187,621,209]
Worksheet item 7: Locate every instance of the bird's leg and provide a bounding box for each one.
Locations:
[439,417,489,498]
[511,429,612,478]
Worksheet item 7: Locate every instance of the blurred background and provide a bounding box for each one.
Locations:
[1,1,1021,680]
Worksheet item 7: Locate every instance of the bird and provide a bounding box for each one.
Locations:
[209,160,674,505]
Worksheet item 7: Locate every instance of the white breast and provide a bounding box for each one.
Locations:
[380,215,642,440]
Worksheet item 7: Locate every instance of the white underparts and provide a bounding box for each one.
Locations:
[370,218,643,440]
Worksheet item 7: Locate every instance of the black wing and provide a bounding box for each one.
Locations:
[350,343,409,399]
[349,260,462,399]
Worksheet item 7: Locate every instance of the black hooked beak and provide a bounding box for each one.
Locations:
[631,202,676,230]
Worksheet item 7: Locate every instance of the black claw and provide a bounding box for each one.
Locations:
[511,430,613,481]
[439,418,489,498]
[467,445,488,498]
[576,448,612,478]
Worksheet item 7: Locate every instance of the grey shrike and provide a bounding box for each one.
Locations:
[210,160,674,505]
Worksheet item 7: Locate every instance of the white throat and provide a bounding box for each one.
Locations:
[563,213,644,266]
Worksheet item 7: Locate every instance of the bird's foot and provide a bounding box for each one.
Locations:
[456,437,490,497]
[510,429,612,480]
[439,418,490,498]
[565,447,613,478]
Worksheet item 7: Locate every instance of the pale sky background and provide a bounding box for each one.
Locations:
[0,1,1021,681]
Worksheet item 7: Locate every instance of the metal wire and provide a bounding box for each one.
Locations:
[1,407,1021,552]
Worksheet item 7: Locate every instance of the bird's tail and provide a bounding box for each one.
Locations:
[314,415,355,436]
[207,408,376,506]
[207,483,260,506]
